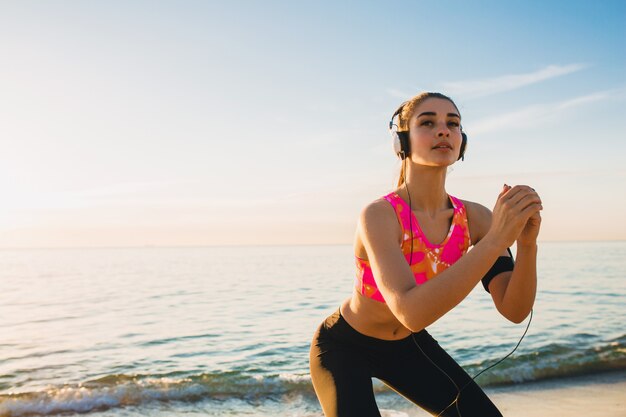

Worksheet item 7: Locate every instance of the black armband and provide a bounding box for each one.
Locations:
[481,247,515,293]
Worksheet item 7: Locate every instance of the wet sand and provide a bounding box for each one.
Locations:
[397,370,626,417]
[488,370,626,417]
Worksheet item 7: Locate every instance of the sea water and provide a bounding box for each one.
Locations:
[0,241,624,416]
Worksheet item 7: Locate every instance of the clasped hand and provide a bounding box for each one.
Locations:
[489,184,543,248]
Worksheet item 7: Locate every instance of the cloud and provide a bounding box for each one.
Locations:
[468,90,611,135]
[555,91,611,109]
[442,64,588,99]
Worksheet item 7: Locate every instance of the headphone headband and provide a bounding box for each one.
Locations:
[389,101,409,130]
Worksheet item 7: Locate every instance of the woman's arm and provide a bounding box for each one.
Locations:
[359,184,542,333]
[489,244,537,323]
[471,200,539,323]
[483,184,541,323]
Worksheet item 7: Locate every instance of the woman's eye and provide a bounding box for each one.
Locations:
[419,120,459,128]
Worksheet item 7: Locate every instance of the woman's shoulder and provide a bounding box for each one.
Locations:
[359,194,398,222]
[360,189,409,220]
[358,192,406,235]
[456,198,493,244]
[355,195,403,258]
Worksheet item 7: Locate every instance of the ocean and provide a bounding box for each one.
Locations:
[0,241,624,416]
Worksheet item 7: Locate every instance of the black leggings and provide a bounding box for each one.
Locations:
[309,308,503,417]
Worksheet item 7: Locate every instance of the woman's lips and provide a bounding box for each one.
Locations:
[433,141,452,150]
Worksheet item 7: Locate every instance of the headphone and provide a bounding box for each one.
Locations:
[389,102,468,161]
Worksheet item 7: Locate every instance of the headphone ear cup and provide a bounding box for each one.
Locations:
[458,132,468,161]
[391,131,403,159]
[392,130,410,160]
[398,131,410,159]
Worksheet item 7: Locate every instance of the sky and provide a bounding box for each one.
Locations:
[0,0,625,248]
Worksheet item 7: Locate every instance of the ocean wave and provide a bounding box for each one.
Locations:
[0,371,313,417]
[465,334,626,385]
[1,336,624,417]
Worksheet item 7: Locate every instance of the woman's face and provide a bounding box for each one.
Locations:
[406,98,463,167]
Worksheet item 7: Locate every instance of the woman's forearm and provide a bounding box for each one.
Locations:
[500,243,537,323]
[394,236,504,332]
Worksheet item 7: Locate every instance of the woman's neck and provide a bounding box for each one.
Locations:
[399,164,450,217]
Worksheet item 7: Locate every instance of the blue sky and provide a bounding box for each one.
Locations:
[0,1,624,247]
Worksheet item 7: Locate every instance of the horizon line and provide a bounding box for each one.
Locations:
[0,239,624,251]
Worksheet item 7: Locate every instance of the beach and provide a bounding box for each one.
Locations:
[369,371,626,417]
[487,370,626,417]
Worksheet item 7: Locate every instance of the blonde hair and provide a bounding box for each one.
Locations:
[395,92,461,187]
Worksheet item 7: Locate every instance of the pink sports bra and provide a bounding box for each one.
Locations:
[354,191,472,303]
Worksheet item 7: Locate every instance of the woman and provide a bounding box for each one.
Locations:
[308,92,542,417]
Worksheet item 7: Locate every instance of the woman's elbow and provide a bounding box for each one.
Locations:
[502,308,530,324]
[388,288,428,333]
[396,311,426,333]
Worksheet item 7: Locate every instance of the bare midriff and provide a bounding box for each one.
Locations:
[339,293,415,341]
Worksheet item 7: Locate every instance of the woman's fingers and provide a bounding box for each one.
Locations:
[521,201,543,218]
[502,185,541,211]
[517,193,542,211]
[490,184,543,247]
[505,186,536,203]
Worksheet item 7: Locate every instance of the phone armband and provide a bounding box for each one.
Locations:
[481,247,515,293]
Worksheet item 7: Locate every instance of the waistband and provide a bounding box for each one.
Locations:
[324,307,432,350]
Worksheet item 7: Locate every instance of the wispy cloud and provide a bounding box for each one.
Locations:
[442,64,588,99]
[555,91,611,109]
[468,90,611,135]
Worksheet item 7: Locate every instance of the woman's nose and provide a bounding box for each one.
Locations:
[437,122,450,136]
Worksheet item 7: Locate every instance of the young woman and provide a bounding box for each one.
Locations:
[309,92,542,417]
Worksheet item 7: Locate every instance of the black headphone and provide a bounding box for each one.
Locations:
[389,102,468,161]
